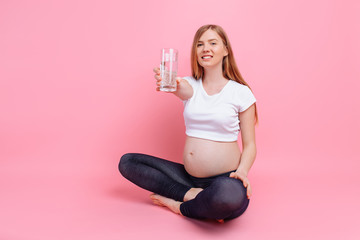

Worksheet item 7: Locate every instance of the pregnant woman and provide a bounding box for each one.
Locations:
[119,24,258,222]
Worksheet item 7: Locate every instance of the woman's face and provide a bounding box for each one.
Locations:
[196,29,228,69]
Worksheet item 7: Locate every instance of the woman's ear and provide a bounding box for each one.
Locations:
[224,46,229,57]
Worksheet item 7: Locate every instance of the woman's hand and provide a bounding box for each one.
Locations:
[153,67,193,100]
[153,68,161,91]
[229,171,252,199]
[153,67,181,92]
[153,67,162,91]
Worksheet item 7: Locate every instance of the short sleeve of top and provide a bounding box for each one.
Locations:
[182,76,256,142]
[235,83,257,112]
[182,76,200,99]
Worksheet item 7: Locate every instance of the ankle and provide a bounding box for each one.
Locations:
[183,188,203,201]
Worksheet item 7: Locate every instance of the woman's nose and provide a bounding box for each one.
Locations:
[203,44,210,52]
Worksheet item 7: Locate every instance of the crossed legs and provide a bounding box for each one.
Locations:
[119,153,249,221]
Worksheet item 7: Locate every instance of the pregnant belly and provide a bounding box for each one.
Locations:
[183,136,241,178]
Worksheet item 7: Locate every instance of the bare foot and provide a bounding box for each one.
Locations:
[183,188,203,201]
[150,194,225,222]
[150,194,182,215]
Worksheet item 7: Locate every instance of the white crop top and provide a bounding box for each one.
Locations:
[182,76,256,142]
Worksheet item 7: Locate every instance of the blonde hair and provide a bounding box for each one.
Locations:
[191,24,258,125]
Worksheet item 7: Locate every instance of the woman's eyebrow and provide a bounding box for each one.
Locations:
[198,39,218,43]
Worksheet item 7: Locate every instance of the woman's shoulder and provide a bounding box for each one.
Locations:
[228,80,256,101]
[182,76,196,81]
[182,76,200,87]
[227,80,256,112]
[228,80,249,89]
[228,80,253,94]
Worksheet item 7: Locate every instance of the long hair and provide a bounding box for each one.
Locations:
[191,24,258,125]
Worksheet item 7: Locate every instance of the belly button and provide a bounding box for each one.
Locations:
[190,152,193,155]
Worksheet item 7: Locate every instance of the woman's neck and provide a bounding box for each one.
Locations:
[203,64,227,86]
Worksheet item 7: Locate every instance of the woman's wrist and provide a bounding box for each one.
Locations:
[236,167,249,176]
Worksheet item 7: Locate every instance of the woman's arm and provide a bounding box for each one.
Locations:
[229,104,257,198]
[237,104,257,175]
[172,77,193,101]
[153,67,193,101]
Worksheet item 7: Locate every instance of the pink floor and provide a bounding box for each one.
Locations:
[1,149,359,240]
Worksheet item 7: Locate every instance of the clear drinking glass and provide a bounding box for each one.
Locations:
[160,48,178,92]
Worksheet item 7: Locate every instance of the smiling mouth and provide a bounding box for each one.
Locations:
[201,56,213,59]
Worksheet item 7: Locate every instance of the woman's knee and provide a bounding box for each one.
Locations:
[118,153,135,176]
[209,177,248,210]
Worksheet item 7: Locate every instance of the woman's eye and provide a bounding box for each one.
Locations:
[211,42,216,45]
[197,43,203,47]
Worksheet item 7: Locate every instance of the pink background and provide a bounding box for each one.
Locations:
[1,0,359,239]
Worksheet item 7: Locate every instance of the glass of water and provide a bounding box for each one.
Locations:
[160,48,178,92]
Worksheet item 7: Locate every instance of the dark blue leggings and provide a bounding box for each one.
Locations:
[118,153,249,220]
